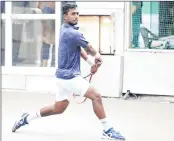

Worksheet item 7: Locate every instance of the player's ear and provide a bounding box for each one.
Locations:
[64,14,68,20]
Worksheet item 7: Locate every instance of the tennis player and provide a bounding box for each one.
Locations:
[12,3,125,140]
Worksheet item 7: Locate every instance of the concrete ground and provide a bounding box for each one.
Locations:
[2,91,174,141]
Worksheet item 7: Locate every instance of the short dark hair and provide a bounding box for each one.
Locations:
[62,2,78,15]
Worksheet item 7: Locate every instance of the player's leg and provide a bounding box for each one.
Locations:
[12,81,71,132]
[75,77,125,140]
[28,83,71,120]
[84,86,106,119]
[39,100,69,117]
[12,100,69,132]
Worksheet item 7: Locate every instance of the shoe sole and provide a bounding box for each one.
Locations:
[102,132,125,140]
[102,136,125,140]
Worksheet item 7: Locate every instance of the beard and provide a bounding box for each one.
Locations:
[68,21,78,26]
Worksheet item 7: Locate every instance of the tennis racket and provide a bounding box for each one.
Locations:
[73,73,93,104]
[73,57,102,104]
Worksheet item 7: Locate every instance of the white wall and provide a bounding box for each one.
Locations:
[3,51,174,97]
[2,56,122,97]
[123,51,174,96]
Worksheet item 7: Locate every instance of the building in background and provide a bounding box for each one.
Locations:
[1,1,174,97]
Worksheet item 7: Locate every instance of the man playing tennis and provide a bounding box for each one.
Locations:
[12,3,125,140]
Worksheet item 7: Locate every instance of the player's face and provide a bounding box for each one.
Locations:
[64,8,79,25]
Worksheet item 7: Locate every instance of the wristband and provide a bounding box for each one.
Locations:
[86,58,95,67]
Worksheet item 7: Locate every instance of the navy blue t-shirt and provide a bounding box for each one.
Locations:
[56,23,89,79]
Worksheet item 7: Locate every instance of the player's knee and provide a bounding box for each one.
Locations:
[92,92,102,102]
[85,86,102,102]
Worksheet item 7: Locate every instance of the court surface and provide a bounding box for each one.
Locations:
[2,91,174,141]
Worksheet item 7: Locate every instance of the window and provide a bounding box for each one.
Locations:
[12,1,55,14]
[1,2,60,68]
[100,16,115,55]
[78,16,100,52]
[1,19,5,66]
[12,19,55,67]
[78,15,114,55]
[130,1,174,50]
[10,1,57,67]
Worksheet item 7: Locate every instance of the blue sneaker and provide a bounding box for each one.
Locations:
[102,128,126,140]
[12,113,29,132]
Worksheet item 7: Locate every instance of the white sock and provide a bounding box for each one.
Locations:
[27,111,41,124]
[100,118,112,132]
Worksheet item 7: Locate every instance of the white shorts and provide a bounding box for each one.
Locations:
[56,76,90,102]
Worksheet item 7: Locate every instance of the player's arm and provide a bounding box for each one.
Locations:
[80,47,88,61]
[81,47,98,68]
[80,46,99,63]
[84,43,102,68]
[77,32,102,67]
[84,43,99,57]
[80,47,99,74]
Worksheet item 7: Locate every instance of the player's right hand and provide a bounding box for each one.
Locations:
[95,55,103,68]
[91,65,98,74]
